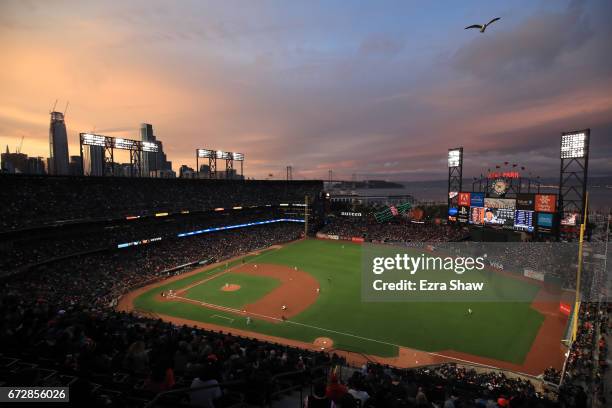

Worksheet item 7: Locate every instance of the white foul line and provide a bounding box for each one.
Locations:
[211,314,235,323]
[177,249,278,295]
[169,294,503,371]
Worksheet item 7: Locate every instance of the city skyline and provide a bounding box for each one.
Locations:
[1,0,612,180]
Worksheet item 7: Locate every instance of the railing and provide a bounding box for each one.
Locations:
[327,347,379,368]
[266,363,332,408]
[144,363,332,408]
[144,379,247,408]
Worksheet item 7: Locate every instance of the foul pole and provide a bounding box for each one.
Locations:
[561,192,590,385]
[571,192,589,341]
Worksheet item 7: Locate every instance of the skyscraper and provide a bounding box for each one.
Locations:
[140,123,156,175]
[140,123,173,177]
[49,111,70,175]
[86,145,105,176]
[69,155,83,176]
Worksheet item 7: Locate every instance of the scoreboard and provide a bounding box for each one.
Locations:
[514,210,534,232]
[484,207,515,228]
[454,192,557,234]
[483,198,515,229]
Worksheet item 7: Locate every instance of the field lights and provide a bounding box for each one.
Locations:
[448,148,462,167]
[197,148,244,160]
[561,131,588,159]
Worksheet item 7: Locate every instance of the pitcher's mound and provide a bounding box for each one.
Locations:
[221,284,241,292]
[314,337,334,349]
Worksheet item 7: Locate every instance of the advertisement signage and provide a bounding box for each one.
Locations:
[535,194,557,213]
[559,303,571,316]
[537,213,554,228]
[484,198,516,210]
[470,192,485,207]
[457,206,469,223]
[561,212,578,226]
[524,269,545,282]
[516,194,535,211]
[469,207,485,225]
[458,192,471,207]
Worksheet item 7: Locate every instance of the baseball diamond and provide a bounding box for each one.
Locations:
[119,238,570,375]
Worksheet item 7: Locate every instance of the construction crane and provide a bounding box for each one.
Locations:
[16,136,24,154]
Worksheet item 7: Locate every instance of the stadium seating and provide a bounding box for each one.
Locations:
[0,175,322,232]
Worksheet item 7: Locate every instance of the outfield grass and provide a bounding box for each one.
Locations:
[133,239,545,363]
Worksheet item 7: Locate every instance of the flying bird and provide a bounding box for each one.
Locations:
[465,17,500,33]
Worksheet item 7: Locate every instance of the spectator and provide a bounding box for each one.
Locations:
[325,373,348,403]
[123,341,149,375]
[416,386,429,406]
[305,381,332,408]
[144,361,175,393]
[190,364,222,408]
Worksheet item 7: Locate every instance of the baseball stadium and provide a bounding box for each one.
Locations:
[2,2,612,407]
[1,157,609,407]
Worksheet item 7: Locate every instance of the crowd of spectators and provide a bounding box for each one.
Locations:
[319,217,469,243]
[0,208,293,273]
[444,241,581,289]
[0,291,339,407]
[558,301,609,408]
[0,174,322,232]
[303,362,556,408]
[4,222,304,308]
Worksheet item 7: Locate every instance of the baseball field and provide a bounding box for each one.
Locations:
[119,238,569,375]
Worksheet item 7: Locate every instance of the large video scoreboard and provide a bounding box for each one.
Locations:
[450,192,557,234]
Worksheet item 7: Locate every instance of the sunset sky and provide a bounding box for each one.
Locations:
[1,0,611,180]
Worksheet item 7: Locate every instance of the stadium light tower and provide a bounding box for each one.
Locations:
[196,149,244,179]
[447,147,463,219]
[558,129,590,229]
[79,133,158,177]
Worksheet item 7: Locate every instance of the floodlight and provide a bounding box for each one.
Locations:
[197,149,214,158]
[448,148,462,167]
[561,131,588,159]
[82,133,105,147]
[142,141,159,152]
[114,138,135,150]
